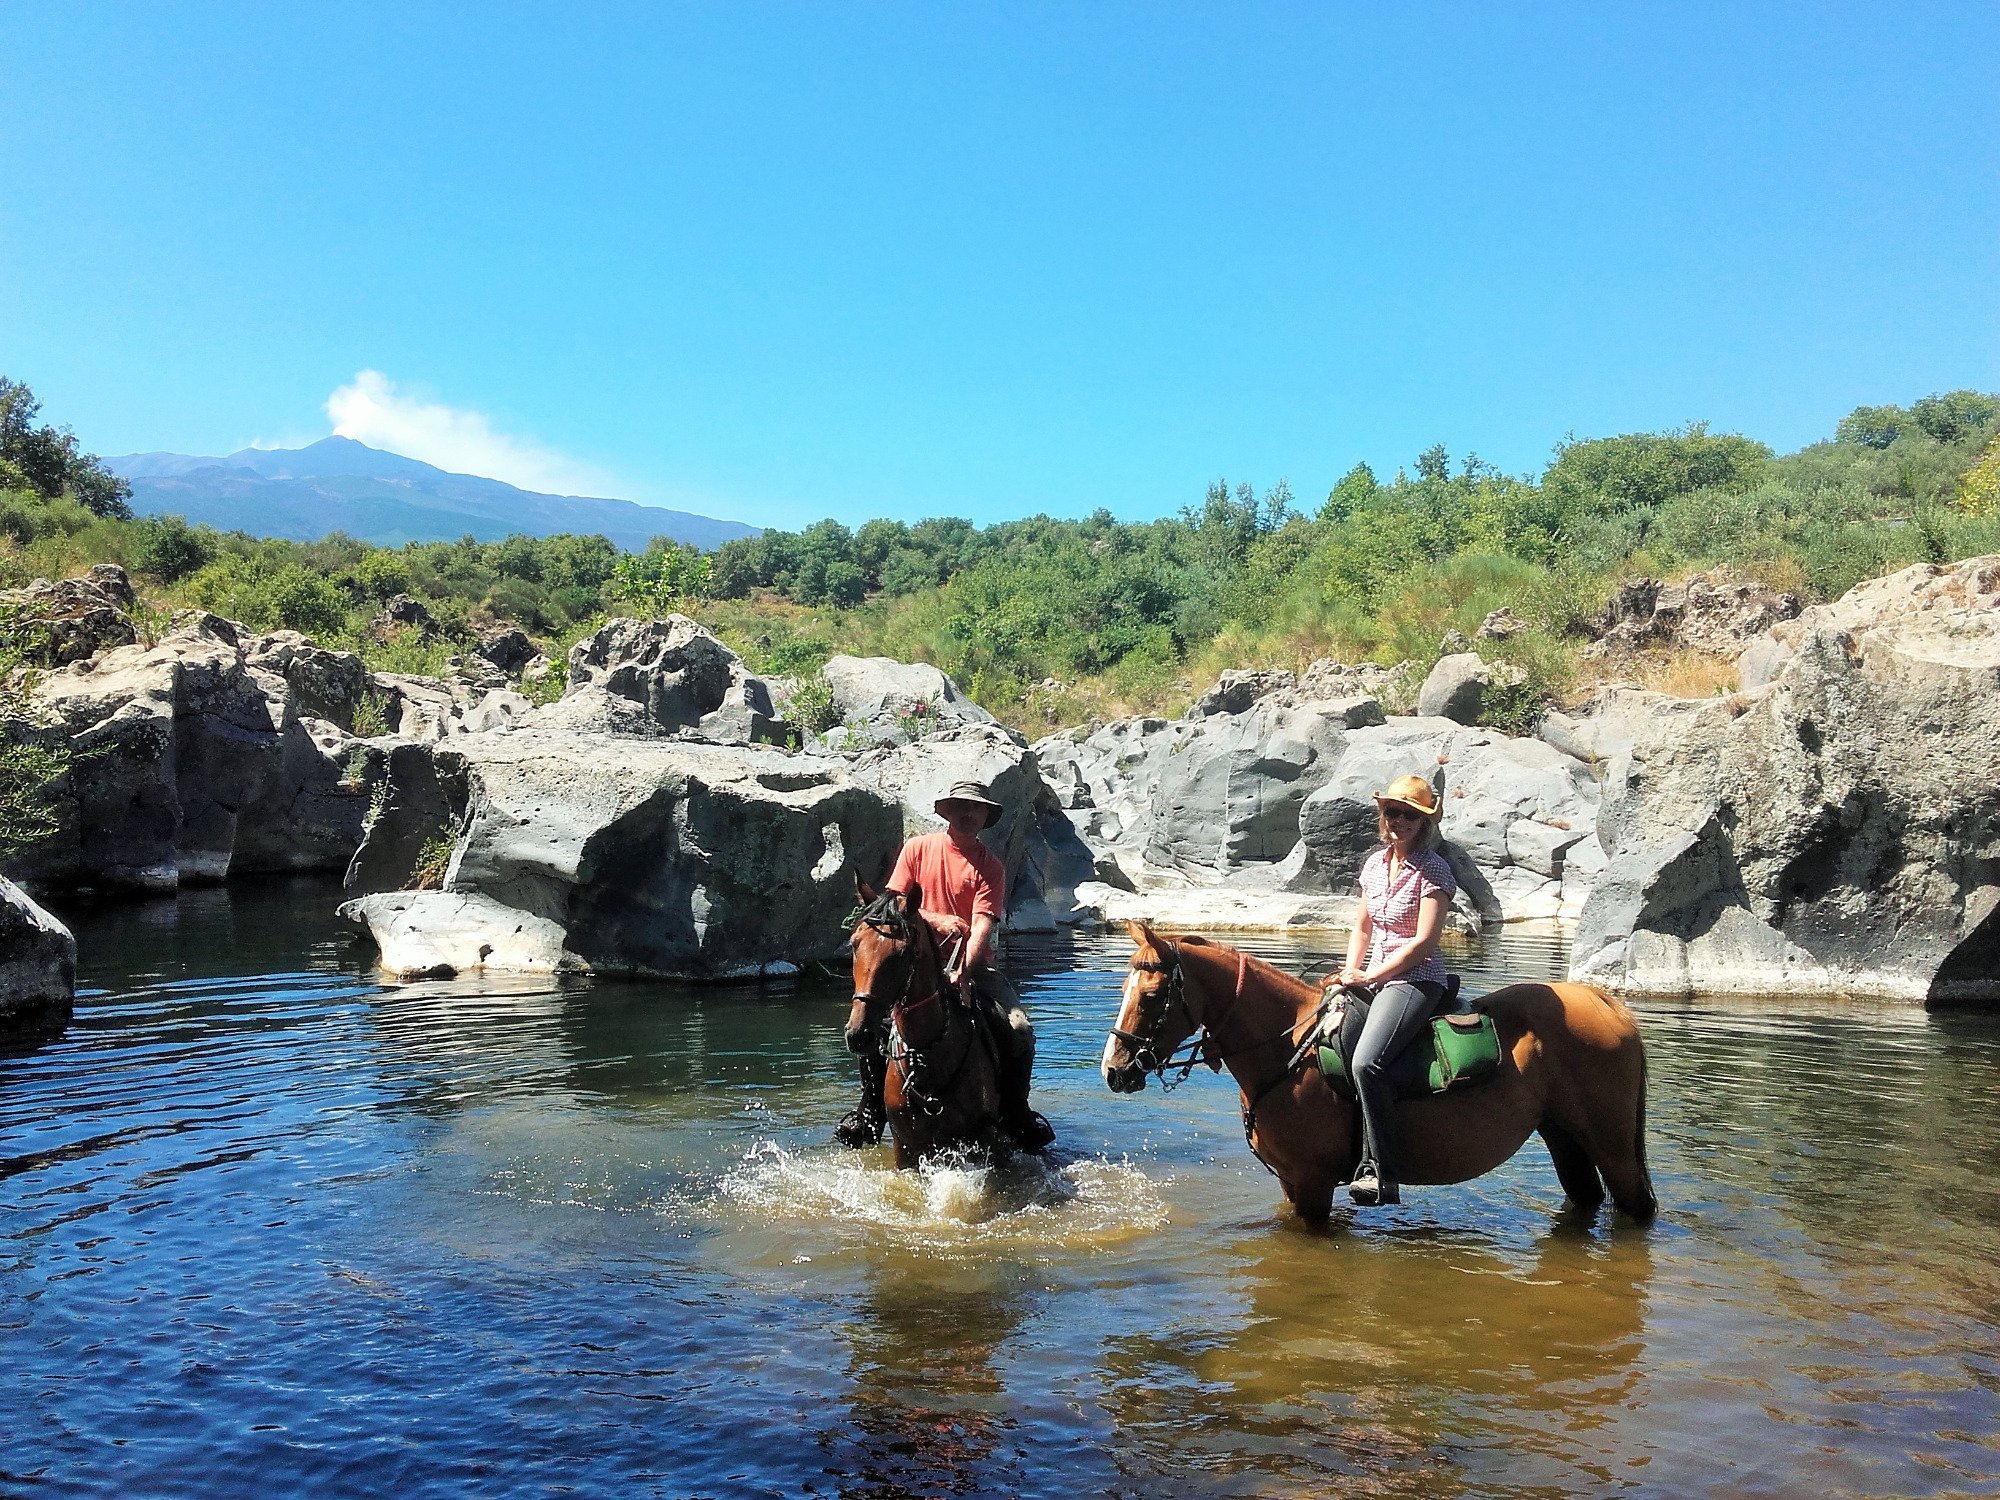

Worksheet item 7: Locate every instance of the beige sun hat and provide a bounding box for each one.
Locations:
[1371,773,1441,818]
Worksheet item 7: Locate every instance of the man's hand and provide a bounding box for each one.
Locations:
[930,913,969,942]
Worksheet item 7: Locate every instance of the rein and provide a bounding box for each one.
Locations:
[1117,942,1321,1098]
[866,921,976,1121]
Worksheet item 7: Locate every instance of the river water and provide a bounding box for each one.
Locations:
[5,877,1998,1499]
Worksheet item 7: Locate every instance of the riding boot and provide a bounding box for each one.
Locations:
[999,1047,1055,1152]
[835,1053,887,1148]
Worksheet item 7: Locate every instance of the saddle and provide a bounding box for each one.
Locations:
[1315,976,1502,1100]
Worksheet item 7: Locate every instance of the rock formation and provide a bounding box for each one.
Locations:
[1587,567,1801,660]
[13,611,370,890]
[340,733,903,979]
[1571,556,2000,1002]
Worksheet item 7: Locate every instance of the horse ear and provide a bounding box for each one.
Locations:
[902,881,923,914]
[856,874,878,904]
[1125,918,1156,949]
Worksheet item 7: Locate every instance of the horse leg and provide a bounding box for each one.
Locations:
[1285,1178,1334,1224]
[1539,1119,1606,1213]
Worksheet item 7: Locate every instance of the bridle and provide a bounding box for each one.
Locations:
[852,901,975,1120]
[1113,941,1339,1173]
[1108,942,1211,1089]
[1112,941,1318,1092]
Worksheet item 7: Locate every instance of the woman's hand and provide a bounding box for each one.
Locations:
[1336,966,1365,988]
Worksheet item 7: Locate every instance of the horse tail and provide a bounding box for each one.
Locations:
[1625,1037,1659,1222]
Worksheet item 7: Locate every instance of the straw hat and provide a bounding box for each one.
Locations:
[1372,773,1441,818]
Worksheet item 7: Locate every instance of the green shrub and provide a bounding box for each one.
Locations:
[132,515,217,582]
[788,672,839,734]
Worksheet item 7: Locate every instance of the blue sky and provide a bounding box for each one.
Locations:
[4,3,1996,531]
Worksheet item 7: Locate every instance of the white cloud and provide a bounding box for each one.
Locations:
[325,370,617,496]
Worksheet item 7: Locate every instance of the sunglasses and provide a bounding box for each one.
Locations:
[1381,804,1425,822]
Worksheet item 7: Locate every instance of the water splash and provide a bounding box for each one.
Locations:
[709,1140,1170,1252]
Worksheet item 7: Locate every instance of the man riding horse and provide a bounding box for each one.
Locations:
[836,779,1057,1153]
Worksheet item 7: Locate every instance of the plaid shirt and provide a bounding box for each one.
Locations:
[1358,846,1456,984]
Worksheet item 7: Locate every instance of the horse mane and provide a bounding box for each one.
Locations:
[859,887,915,939]
[1172,934,1320,1006]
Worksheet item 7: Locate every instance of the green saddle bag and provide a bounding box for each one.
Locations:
[1317,987,1502,1099]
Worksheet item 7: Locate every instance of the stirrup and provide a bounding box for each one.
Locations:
[1348,1163,1400,1207]
[1004,1107,1056,1152]
[834,1108,883,1148]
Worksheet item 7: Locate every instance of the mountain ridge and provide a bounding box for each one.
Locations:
[105,436,759,551]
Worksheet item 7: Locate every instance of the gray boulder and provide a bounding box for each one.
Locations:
[1416,652,1495,723]
[1,876,74,1034]
[1,568,138,665]
[1573,557,2000,1002]
[1188,668,1296,718]
[475,628,536,676]
[563,615,786,746]
[1589,567,1801,660]
[372,672,473,743]
[820,655,996,743]
[246,631,371,730]
[1147,703,1347,870]
[341,731,903,980]
[343,739,468,896]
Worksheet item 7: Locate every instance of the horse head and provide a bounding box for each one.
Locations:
[846,875,930,1055]
[1102,918,1200,1093]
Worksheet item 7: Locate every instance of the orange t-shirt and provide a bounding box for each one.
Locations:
[887,830,1005,933]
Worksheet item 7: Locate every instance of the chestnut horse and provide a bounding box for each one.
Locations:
[1102,922,1657,1223]
[846,879,1003,1169]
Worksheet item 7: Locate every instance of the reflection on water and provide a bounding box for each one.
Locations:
[3,877,1998,1498]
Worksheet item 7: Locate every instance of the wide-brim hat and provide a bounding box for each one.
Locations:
[1372,773,1441,819]
[935,780,1004,829]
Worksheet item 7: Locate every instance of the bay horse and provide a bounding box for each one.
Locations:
[1102,921,1657,1224]
[846,879,1003,1169]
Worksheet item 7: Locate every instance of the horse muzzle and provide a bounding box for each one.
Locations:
[1100,1033,1150,1093]
[845,1001,884,1056]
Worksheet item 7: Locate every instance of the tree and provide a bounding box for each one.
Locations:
[1836,404,1904,449]
[1320,462,1379,523]
[0,377,134,519]
[605,544,712,616]
[1909,390,2000,445]
[1541,424,1771,526]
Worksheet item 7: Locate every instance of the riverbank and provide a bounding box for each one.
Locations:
[8,554,2000,1021]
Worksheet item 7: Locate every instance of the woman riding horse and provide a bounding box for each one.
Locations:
[1338,772,1457,1207]
[1103,926,1657,1224]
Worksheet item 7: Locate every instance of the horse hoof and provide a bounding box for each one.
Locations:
[834,1111,883,1148]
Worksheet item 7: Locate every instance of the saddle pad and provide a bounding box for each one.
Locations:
[1316,991,1501,1099]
